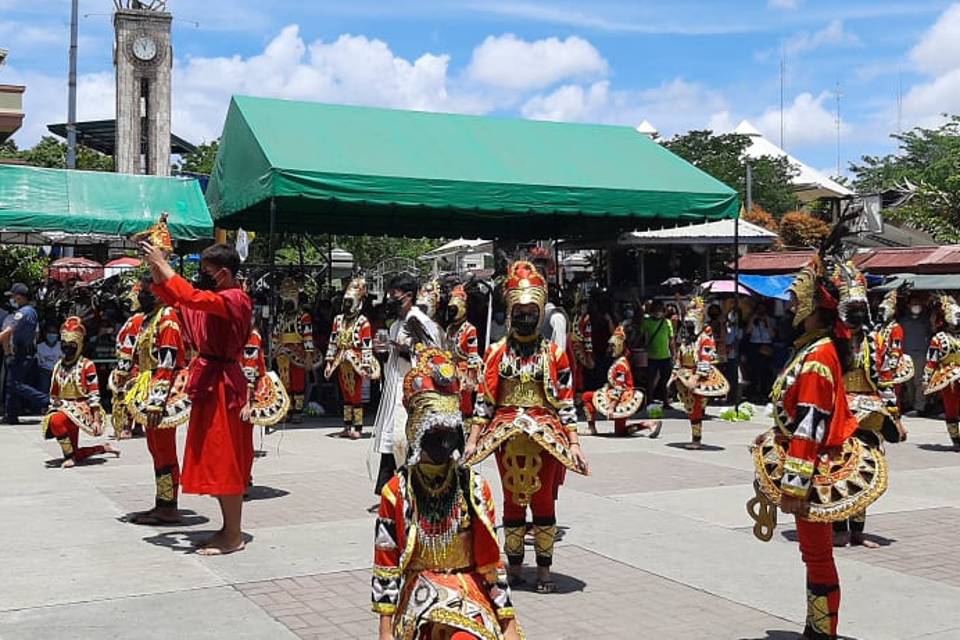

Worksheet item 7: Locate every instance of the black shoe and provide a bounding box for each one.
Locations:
[1,416,20,425]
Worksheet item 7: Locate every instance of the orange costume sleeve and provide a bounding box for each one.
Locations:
[242,330,266,387]
[82,359,101,407]
[148,309,184,412]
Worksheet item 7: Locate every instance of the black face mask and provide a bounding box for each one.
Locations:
[444,306,460,324]
[420,429,463,463]
[195,271,218,291]
[683,322,697,337]
[511,312,539,337]
[62,343,79,361]
[138,290,157,313]
[385,297,405,320]
[342,298,357,314]
[846,309,868,330]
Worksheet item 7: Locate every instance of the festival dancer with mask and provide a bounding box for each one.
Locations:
[272,277,314,423]
[241,324,290,429]
[120,273,192,526]
[670,297,729,449]
[325,276,380,439]
[372,347,523,640]
[570,291,595,410]
[876,286,914,415]
[923,295,960,451]
[830,261,905,548]
[110,284,147,440]
[42,317,119,467]
[444,283,482,419]
[465,260,589,594]
[747,248,888,640]
[583,323,660,437]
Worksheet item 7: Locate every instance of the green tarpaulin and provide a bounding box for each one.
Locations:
[872,274,960,291]
[0,164,213,240]
[207,96,739,238]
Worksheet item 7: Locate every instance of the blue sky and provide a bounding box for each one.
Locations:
[3,0,960,177]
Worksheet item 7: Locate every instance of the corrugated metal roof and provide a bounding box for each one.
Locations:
[854,246,939,273]
[733,251,814,273]
[917,245,960,274]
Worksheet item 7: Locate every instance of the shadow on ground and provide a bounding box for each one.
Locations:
[916,443,959,453]
[740,632,861,640]
[117,509,210,527]
[780,529,896,547]
[45,457,107,468]
[141,530,254,553]
[244,485,290,501]
[509,569,586,594]
[665,442,726,452]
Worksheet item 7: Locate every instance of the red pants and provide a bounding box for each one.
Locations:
[796,517,840,639]
[459,389,475,416]
[583,391,629,436]
[47,412,104,463]
[280,358,306,411]
[146,426,180,509]
[942,384,960,421]
[688,395,705,422]
[497,447,560,568]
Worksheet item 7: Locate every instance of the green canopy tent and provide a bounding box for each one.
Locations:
[0,164,213,242]
[206,96,739,239]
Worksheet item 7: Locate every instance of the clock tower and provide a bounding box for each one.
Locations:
[113,1,172,175]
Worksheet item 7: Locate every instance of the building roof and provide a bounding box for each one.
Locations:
[853,246,939,274]
[46,119,196,156]
[206,96,740,237]
[419,238,492,260]
[622,218,777,246]
[734,120,853,201]
[733,250,815,274]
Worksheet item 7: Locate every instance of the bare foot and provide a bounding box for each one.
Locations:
[851,534,880,549]
[61,457,76,468]
[103,442,121,457]
[585,423,598,436]
[196,540,246,556]
[195,529,226,548]
[348,430,361,440]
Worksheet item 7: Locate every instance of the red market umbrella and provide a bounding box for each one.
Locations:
[49,257,104,284]
[701,280,753,295]
[104,256,141,279]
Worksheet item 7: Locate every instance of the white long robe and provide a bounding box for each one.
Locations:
[370,307,441,468]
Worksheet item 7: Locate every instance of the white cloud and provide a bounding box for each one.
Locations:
[466,34,607,91]
[521,77,728,137]
[768,0,801,9]
[754,92,844,146]
[784,19,859,56]
[911,3,960,75]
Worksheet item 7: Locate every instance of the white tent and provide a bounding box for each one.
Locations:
[734,120,853,202]
[419,238,493,275]
[622,218,777,246]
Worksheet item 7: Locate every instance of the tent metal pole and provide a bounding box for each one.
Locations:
[735,165,750,409]
[268,198,277,361]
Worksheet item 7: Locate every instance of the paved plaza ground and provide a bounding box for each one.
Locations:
[2,408,960,639]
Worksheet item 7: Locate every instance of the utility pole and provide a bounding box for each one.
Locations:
[835,80,842,178]
[66,0,79,169]
[779,43,785,149]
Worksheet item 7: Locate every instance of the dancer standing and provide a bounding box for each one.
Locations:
[372,347,522,640]
[670,297,729,449]
[324,276,380,439]
[748,251,888,640]
[570,291,595,409]
[444,283,482,419]
[142,241,254,556]
[583,323,660,437]
[272,278,314,423]
[465,260,589,594]
[241,324,290,429]
[41,317,118,467]
[876,286,914,415]
[830,261,905,548]
[923,295,960,451]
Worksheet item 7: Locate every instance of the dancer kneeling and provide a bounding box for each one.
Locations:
[583,323,660,437]
[372,347,523,640]
[747,249,888,640]
[42,317,119,467]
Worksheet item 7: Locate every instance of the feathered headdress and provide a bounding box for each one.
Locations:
[416,278,441,319]
[683,296,707,335]
[504,260,548,318]
[448,283,468,322]
[131,212,173,253]
[787,211,855,328]
[343,276,367,315]
[402,346,462,465]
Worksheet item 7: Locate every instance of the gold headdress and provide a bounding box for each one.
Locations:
[941,294,960,328]
[448,284,468,323]
[832,260,869,325]
[402,346,462,465]
[878,288,899,324]
[788,255,838,327]
[60,316,86,363]
[504,260,548,319]
[416,278,441,319]
[683,296,706,335]
[343,276,367,316]
[131,212,173,253]
[608,323,627,358]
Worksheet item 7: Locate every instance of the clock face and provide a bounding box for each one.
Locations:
[132,36,157,61]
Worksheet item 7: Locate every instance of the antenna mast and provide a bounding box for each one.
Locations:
[779,43,785,149]
[835,80,842,178]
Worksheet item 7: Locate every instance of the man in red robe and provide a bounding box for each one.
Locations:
[142,241,253,556]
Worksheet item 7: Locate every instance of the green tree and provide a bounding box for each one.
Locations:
[664,130,800,217]
[0,246,49,294]
[0,135,113,171]
[176,139,219,174]
[851,115,960,242]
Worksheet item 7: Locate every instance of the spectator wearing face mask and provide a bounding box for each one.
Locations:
[36,323,63,398]
[901,296,933,416]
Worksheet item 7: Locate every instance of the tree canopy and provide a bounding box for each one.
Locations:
[850,115,960,242]
[176,139,218,175]
[664,130,799,217]
[0,136,113,171]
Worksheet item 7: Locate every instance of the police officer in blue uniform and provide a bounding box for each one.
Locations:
[0,283,49,424]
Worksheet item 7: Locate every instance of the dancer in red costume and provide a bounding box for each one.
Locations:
[142,241,253,556]
[747,240,888,640]
[443,284,482,419]
[569,291,595,409]
[924,295,960,451]
[583,323,661,437]
[42,317,119,467]
[465,261,589,594]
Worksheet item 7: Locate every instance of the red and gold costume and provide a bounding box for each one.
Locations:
[570,294,594,405]
[324,276,380,432]
[748,255,888,640]
[272,278,314,418]
[583,324,644,436]
[109,310,145,438]
[445,284,482,417]
[924,295,960,450]
[242,328,290,428]
[466,261,585,577]
[670,297,729,446]
[41,317,109,464]
[876,287,914,394]
[372,348,521,640]
[119,304,191,510]
[153,274,254,496]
